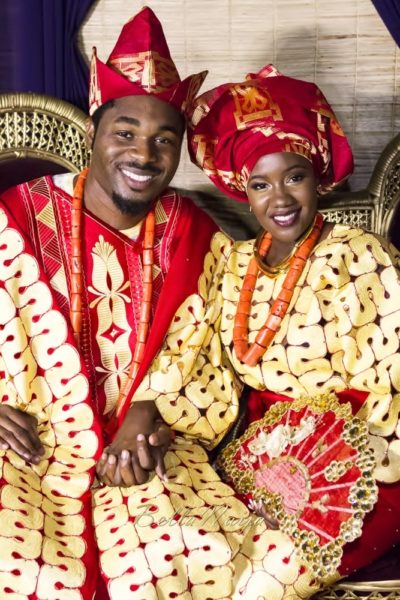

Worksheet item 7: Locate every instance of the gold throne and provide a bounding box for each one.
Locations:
[0,92,89,192]
[319,132,400,244]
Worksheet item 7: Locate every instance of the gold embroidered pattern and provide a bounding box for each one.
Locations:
[0,207,97,598]
[124,228,400,596]
[109,50,180,93]
[93,440,323,598]
[219,227,400,483]
[231,82,283,130]
[88,236,132,415]
[89,52,102,115]
[192,133,217,177]
[192,133,248,193]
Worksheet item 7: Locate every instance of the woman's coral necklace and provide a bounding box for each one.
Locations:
[70,167,155,414]
[233,212,324,367]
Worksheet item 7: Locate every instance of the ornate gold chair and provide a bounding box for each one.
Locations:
[319,132,400,245]
[0,92,89,192]
[314,580,400,600]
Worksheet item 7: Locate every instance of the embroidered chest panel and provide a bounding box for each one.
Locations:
[26,178,180,418]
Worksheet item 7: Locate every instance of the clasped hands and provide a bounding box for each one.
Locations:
[96,400,172,487]
[0,401,171,489]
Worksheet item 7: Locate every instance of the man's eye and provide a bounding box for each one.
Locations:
[155,136,172,145]
[116,131,132,139]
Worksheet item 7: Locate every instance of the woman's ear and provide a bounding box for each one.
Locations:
[85,118,95,150]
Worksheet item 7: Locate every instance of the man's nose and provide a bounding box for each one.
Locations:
[129,137,154,164]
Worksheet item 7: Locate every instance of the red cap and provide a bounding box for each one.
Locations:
[89,6,207,116]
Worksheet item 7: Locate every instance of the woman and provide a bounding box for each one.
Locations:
[96,66,400,599]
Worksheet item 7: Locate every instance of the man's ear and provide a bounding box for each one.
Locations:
[85,118,95,150]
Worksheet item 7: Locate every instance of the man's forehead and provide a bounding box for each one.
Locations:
[108,95,184,132]
[114,95,180,116]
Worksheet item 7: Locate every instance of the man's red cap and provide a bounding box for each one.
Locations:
[89,6,207,116]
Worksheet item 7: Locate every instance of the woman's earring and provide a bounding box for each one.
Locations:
[249,205,252,212]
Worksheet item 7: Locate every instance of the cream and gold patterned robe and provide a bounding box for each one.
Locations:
[93,224,400,599]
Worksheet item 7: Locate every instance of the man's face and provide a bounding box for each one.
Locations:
[86,95,184,213]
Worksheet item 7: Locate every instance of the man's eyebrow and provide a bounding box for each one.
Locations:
[115,116,140,126]
[114,116,181,135]
[158,124,181,135]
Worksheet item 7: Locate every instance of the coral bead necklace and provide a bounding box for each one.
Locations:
[233,212,324,367]
[70,167,155,415]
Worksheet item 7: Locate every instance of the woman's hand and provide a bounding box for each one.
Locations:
[251,499,279,530]
[0,405,45,463]
[96,401,172,487]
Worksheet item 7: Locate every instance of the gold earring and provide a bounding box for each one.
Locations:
[249,205,252,212]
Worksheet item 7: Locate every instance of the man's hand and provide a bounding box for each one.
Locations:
[96,402,172,487]
[0,405,44,464]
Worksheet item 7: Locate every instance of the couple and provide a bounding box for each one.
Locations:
[0,6,399,600]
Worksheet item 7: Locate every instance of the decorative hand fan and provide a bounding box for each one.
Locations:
[217,392,378,578]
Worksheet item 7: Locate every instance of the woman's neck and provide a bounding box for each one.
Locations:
[264,239,295,267]
[261,220,334,268]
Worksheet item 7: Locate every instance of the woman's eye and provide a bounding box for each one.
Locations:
[250,182,267,191]
[288,173,304,183]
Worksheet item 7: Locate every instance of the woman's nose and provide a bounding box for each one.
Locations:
[270,183,293,204]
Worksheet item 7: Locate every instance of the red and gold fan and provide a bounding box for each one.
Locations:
[217,392,378,578]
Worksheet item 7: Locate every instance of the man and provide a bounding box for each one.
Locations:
[0,7,217,598]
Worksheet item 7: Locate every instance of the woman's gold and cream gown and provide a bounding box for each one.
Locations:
[93,225,400,599]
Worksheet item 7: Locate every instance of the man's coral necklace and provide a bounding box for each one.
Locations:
[70,167,155,414]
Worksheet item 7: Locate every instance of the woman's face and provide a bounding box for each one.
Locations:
[247,152,318,247]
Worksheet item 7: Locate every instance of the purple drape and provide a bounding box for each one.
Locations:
[0,0,95,112]
[372,0,400,46]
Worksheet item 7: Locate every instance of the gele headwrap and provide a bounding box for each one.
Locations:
[89,6,207,116]
[188,65,353,201]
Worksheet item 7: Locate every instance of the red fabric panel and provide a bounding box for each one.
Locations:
[116,198,218,428]
[245,388,368,427]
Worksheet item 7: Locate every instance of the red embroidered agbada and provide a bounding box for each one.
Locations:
[0,174,217,599]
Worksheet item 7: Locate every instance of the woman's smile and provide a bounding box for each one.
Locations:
[270,208,301,227]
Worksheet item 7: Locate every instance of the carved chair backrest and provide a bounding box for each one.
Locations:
[319,132,400,243]
[0,92,90,193]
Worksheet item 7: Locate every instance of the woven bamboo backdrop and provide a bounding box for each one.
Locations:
[81,0,400,194]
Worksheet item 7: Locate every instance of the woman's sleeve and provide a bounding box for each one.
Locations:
[134,232,243,450]
[333,234,400,483]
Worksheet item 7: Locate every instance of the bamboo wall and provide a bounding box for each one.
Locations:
[81,0,400,196]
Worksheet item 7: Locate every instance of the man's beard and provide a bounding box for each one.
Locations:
[111,191,153,215]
